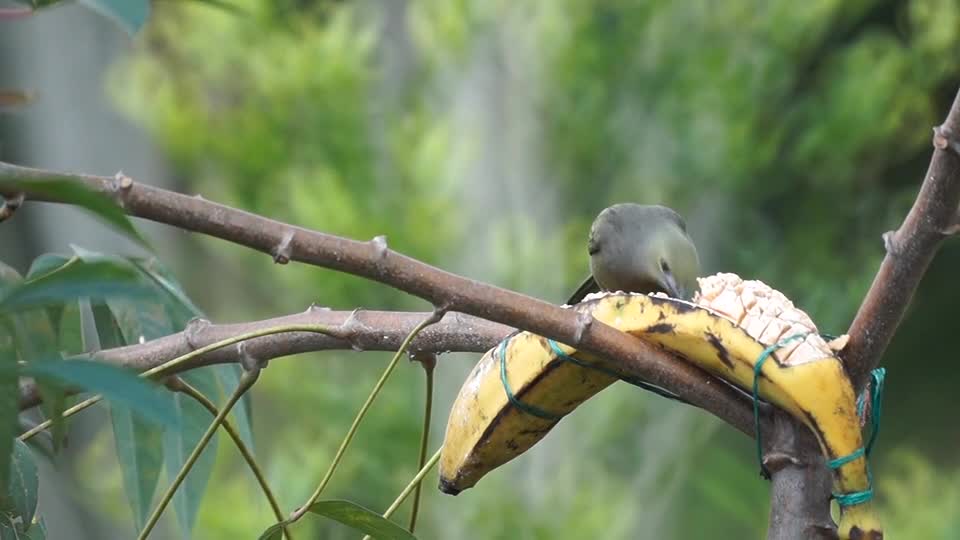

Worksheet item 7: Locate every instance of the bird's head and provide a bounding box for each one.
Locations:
[642,222,700,300]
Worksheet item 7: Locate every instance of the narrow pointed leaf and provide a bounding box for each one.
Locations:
[25,254,71,340]
[2,440,38,527]
[163,369,219,539]
[257,522,286,540]
[307,500,417,540]
[0,176,147,247]
[12,255,73,449]
[23,517,46,540]
[93,303,164,532]
[23,360,177,427]
[134,258,255,449]
[0,325,17,491]
[71,249,218,538]
[111,404,164,531]
[0,259,150,314]
[0,258,22,471]
[11,306,65,452]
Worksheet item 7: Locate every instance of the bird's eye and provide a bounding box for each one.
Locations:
[660,259,670,273]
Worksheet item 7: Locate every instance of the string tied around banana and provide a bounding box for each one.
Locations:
[752,333,886,518]
[439,272,884,540]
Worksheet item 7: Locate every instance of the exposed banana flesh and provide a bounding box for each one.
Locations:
[439,272,881,539]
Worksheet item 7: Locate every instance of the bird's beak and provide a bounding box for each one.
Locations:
[660,272,685,299]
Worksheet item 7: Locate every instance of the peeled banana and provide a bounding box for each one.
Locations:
[439,273,881,540]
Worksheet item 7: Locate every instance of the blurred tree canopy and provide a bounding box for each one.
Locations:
[57,0,960,538]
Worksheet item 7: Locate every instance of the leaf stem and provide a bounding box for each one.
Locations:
[18,395,102,442]
[286,311,443,524]
[171,378,293,540]
[360,447,443,540]
[141,324,336,378]
[385,447,442,519]
[408,358,434,533]
[138,368,261,540]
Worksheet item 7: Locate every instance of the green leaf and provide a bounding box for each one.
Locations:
[0,515,18,539]
[22,517,45,540]
[307,500,417,540]
[23,360,177,428]
[0,261,21,293]
[0,262,23,483]
[25,254,71,340]
[0,331,17,493]
[23,518,46,540]
[135,258,255,454]
[0,259,150,314]
[25,254,70,281]
[53,301,83,358]
[111,404,164,531]
[257,522,285,540]
[2,440,38,527]
[0,177,147,248]
[70,249,219,538]
[77,0,149,35]
[131,259,203,321]
[10,306,65,453]
[93,303,163,532]
[164,368,219,539]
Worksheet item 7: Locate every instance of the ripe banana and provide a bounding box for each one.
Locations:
[439,272,881,540]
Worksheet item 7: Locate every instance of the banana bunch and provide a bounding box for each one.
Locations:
[439,273,881,540]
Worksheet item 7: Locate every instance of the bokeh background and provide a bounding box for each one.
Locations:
[2,0,960,538]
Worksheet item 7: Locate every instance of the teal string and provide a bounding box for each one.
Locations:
[826,447,864,469]
[832,480,874,507]
[498,339,562,420]
[860,368,885,456]
[752,333,809,477]
[546,339,684,402]
[826,367,885,507]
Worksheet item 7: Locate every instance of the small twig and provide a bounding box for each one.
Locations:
[168,377,293,540]
[360,447,443,540]
[138,368,261,540]
[286,310,444,524]
[407,353,436,533]
[18,310,510,411]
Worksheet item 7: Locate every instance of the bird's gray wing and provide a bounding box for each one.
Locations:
[565,274,600,305]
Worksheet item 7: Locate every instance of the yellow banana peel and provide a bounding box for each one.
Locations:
[439,273,881,539]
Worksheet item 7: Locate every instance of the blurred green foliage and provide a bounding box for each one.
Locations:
[76,0,960,537]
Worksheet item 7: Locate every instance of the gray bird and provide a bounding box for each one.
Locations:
[566,204,701,305]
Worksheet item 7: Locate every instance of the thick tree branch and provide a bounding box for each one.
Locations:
[15,304,763,437]
[764,412,836,540]
[1,161,760,437]
[762,87,960,540]
[844,88,960,389]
